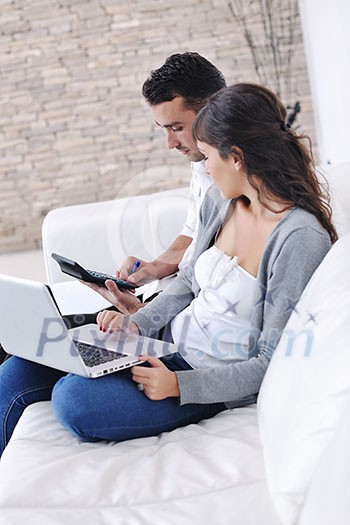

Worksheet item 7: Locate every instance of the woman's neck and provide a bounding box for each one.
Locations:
[235,190,291,223]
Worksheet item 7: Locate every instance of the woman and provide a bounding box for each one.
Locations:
[0,84,336,453]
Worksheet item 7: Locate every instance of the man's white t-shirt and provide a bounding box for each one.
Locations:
[178,160,213,271]
[141,160,212,300]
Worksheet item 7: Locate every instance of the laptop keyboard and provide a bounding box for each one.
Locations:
[74,341,127,368]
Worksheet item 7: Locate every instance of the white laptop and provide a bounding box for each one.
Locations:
[0,274,176,378]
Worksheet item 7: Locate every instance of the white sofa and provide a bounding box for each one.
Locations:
[0,163,350,525]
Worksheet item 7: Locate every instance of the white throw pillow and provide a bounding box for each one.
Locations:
[257,232,350,525]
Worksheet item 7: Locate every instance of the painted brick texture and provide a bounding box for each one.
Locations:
[0,0,315,253]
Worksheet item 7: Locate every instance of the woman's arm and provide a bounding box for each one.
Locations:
[129,265,195,336]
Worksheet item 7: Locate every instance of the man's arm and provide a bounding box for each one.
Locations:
[82,235,192,313]
[118,234,192,285]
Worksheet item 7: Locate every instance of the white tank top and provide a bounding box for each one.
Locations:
[171,245,257,369]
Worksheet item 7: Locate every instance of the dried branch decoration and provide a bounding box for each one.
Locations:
[229,0,301,126]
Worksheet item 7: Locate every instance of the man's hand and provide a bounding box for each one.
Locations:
[82,279,143,315]
[96,310,139,334]
[117,257,162,286]
[131,355,180,400]
[118,235,193,286]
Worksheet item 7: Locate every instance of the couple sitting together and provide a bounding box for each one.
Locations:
[0,53,336,456]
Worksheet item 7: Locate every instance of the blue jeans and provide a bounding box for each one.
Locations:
[0,354,226,456]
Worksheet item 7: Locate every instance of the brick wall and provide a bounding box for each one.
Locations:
[0,0,315,253]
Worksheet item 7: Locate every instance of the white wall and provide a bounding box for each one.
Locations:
[299,0,350,164]
[0,1,316,254]
[0,250,46,282]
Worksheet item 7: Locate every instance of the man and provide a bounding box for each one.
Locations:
[85,52,227,313]
[120,52,226,285]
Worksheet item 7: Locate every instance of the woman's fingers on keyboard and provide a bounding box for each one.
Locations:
[97,310,116,331]
[97,311,125,333]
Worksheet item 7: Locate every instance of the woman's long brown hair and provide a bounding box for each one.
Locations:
[193,83,338,243]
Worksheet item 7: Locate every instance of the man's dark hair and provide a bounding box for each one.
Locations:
[142,52,226,113]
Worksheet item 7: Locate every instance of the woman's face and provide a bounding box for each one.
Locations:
[197,141,246,199]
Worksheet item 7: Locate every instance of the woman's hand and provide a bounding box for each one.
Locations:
[96,310,139,334]
[131,355,180,400]
[82,279,143,315]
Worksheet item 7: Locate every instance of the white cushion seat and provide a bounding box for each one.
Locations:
[0,402,281,524]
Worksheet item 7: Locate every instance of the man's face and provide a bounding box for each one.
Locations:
[150,96,204,162]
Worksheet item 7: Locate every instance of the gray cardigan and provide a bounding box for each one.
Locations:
[130,185,332,408]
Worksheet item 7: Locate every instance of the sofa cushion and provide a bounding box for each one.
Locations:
[297,387,350,525]
[258,232,350,524]
[0,402,281,525]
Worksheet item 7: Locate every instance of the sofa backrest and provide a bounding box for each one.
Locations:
[43,162,350,285]
[42,187,189,284]
[318,161,350,235]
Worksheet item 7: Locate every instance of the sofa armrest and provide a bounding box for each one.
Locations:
[42,187,189,284]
